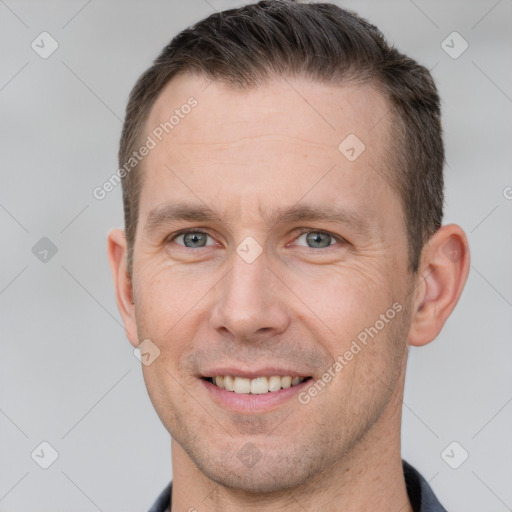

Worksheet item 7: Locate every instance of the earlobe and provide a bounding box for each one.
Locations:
[408,224,470,347]
[107,228,139,347]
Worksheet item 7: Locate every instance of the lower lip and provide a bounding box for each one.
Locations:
[201,378,311,413]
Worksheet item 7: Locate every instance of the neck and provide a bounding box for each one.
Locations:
[169,388,413,512]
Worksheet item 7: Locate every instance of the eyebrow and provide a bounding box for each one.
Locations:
[144,201,371,235]
[144,203,220,234]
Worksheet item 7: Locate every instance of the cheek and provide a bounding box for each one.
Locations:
[134,257,199,319]
[133,248,399,342]
[132,259,216,367]
[287,259,408,388]
[291,260,396,334]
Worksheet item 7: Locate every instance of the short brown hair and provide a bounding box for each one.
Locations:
[119,0,444,273]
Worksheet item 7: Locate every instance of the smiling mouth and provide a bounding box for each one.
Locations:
[204,375,312,394]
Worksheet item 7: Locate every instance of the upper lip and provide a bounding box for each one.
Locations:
[200,367,312,379]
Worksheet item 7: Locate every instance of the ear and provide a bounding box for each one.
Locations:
[408,224,470,347]
[107,228,139,348]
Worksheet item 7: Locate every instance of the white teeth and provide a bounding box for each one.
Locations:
[223,375,234,391]
[210,375,306,394]
[250,377,268,394]
[281,376,292,389]
[268,375,282,392]
[233,377,251,394]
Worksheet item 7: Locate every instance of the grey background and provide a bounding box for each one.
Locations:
[1,0,511,511]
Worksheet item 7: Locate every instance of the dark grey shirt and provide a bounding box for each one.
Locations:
[148,460,447,512]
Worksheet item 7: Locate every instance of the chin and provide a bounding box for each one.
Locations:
[188,442,321,495]
[205,464,306,494]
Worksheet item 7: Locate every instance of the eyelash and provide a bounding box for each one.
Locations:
[167,228,346,249]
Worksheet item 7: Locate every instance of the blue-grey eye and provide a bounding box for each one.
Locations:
[176,231,212,248]
[296,231,336,249]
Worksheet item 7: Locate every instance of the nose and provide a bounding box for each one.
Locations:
[209,252,291,341]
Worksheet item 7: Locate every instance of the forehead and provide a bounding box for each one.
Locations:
[138,73,400,232]
[145,73,391,151]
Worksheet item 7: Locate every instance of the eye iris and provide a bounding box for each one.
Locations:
[184,232,207,248]
[179,232,334,249]
[306,232,331,248]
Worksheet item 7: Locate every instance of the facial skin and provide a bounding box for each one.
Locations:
[108,74,469,512]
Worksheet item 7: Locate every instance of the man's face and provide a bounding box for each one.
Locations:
[129,74,414,491]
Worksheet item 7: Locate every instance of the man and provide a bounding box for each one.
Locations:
[107,1,469,510]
